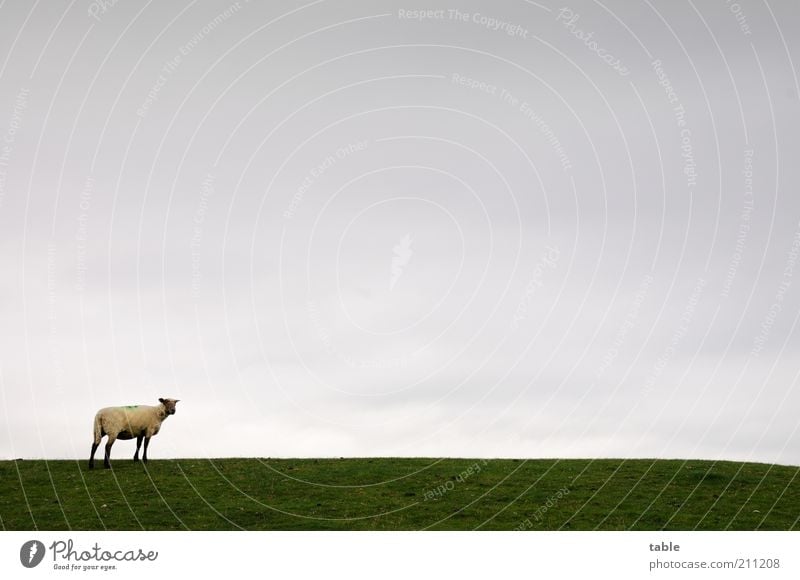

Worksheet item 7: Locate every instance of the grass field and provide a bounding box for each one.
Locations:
[1,458,798,530]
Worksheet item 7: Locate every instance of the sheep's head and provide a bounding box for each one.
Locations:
[158,398,180,415]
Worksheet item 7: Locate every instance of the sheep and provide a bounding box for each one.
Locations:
[89,398,179,469]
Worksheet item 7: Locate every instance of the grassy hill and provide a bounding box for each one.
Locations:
[0,458,797,530]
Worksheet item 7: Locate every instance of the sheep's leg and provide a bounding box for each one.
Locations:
[89,441,100,469]
[133,434,144,462]
[90,415,103,469]
[104,434,117,469]
[142,436,151,463]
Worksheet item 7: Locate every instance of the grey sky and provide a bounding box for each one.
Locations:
[1,0,799,464]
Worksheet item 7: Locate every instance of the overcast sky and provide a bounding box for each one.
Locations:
[1,0,799,464]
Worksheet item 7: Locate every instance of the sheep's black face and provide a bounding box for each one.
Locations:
[159,398,180,415]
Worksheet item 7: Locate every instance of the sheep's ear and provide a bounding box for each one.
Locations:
[159,398,165,404]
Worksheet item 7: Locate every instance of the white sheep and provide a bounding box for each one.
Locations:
[89,398,180,469]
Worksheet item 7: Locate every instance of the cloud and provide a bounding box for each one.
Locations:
[1,0,799,464]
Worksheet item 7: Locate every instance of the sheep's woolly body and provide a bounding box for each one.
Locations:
[94,405,167,443]
[89,397,179,469]
[93,405,167,441]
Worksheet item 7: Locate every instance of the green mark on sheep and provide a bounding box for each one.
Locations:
[123,405,139,409]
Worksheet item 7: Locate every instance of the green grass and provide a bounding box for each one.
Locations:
[1,458,798,530]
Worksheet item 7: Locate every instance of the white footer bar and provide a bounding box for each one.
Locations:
[2,531,798,579]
